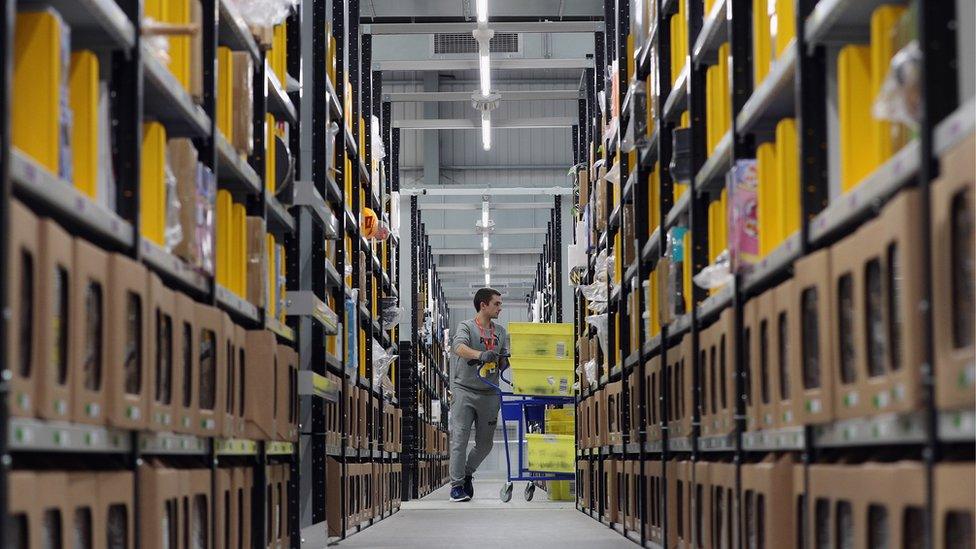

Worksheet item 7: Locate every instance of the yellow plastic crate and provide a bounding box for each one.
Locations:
[508,322,574,360]
[544,408,575,435]
[548,480,575,501]
[526,433,574,473]
[509,357,574,396]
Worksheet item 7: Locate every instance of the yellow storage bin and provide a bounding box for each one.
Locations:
[266,114,277,193]
[775,118,800,237]
[168,0,191,90]
[141,122,167,245]
[838,45,875,192]
[548,481,575,501]
[69,51,99,198]
[526,433,575,473]
[509,322,575,360]
[544,407,575,435]
[753,0,773,84]
[509,357,575,396]
[756,142,779,257]
[14,10,65,176]
[217,46,234,139]
[216,190,233,288]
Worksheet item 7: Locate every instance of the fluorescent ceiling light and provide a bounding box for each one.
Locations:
[481,112,491,150]
[482,234,490,251]
[477,0,488,23]
[484,272,491,285]
[483,255,490,269]
[479,53,491,95]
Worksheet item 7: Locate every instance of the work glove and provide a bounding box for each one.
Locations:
[498,355,510,371]
[478,350,499,364]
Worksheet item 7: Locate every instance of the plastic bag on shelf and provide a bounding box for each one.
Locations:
[585,314,609,357]
[230,0,299,27]
[390,191,401,238]
[163,159,183,252]
[605,160,621,186]
[666,226,689,317]
[872,40,923,130]
[583,358,598,386]
[580,283,608,312]
[370,115,386,161]
[372,339,398,387]
[198,163,217,275]
[380,297,402,330]
[693,249,733,290]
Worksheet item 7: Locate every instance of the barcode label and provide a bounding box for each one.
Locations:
[555,342,566,359]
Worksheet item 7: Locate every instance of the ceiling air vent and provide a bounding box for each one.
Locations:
[433,32,520,55]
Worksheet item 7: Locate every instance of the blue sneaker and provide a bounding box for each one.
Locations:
[464,475,474,498]
[450,486,471,502]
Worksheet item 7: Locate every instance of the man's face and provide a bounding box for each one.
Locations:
[483,295,503,319]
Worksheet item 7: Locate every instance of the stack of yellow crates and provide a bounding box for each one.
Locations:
[670,1,688,85]
[69,51,99,197]
[141,122,168,246]
[217,46,234,140]
[755,119,800,258]
[527,405,575,475]
[706,43,731,155]
[508,323,576,397]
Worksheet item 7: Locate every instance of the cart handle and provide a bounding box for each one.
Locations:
[468,354,512,390]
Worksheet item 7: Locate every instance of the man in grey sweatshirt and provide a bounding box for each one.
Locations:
[449,287,509,502]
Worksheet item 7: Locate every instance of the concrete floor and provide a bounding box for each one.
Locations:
[305,477,635,548]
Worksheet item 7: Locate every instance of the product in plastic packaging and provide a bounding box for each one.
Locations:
[390,191,401,237]
[344,291,359,373]
[580,283,609,313]
[873,40,923,130]
[726,159,759,273]
[380,297,402,330]
[163,157,183,252]
[693,249,733,290]
[96,81,116,210]
[372,339,398,386]
[583,358,599,386]
[230,0,298,27]
[666,227,689,317]
[585,314,609,357]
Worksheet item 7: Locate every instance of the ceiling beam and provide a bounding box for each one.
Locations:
[436,266,537,274]
[401,186,572,196]
[393,116,575,130]
[376,58,592,71]
[383,90,581,102]
[364,21,604,34]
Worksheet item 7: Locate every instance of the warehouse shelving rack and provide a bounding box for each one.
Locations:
[576,0,973,548]
[399,196,451,501]
[0,0,403,545]
[299,0,402,542]
[0,0,307,546]
[528,197,566,323]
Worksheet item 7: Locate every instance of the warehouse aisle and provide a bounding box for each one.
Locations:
[318,478,633,548]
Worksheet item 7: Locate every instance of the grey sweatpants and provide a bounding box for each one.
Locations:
[449,387,501,488]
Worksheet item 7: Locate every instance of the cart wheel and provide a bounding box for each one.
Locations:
[500,482,513,503]
[524,483,536,502]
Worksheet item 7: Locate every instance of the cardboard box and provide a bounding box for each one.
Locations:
[327,457,344,537]
[65,472,102,547]
[931,133,976,411]
[37,216,73,421]
[358,387,368,449]
[174,292,199,434]
[693,461,712,549]
[595,167,608,232]
[627,367,641,442]
[19,472,69,547]
[276,344,298,442]
[807,462,926,549]
[605,381,623,445]
[243,330,276,440]
[711,307,737,436]
[147,273,177,431]
[668,334,694,439]
[666,460,693,548]
[645,459,664,545]
[8,201,39,418]
[169,139,201,266]
[325,373,341,448]
[99,471,135,549]
[233,324,247,436]
[756,287,780,429]
[7,471,33,546]
[624,460,639,531]
[70,239,110,425]
[934,463,976,549]
[578,460,590,510]
[231,50,254,156]
[710,461,738,549]
[138,465,183,549]
[195,303,228,435]
[579,168,590,207]
[741,457,796,549]
[699,321,715,435]
[106,253,150,429]
[215,467,238,549]
[234,466,254,549]
[604,458,620,525]
[344,380,357,449]
[184,468,213,548]
[220,313,238,438]
[840,189,926,419]
[645,354,662,443]
[393,463,402,506]
[774,279,798,427]
[790,249,834,425]
[744,295,762,431]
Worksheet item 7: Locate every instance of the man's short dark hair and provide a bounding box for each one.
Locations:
[473,288,501,312]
